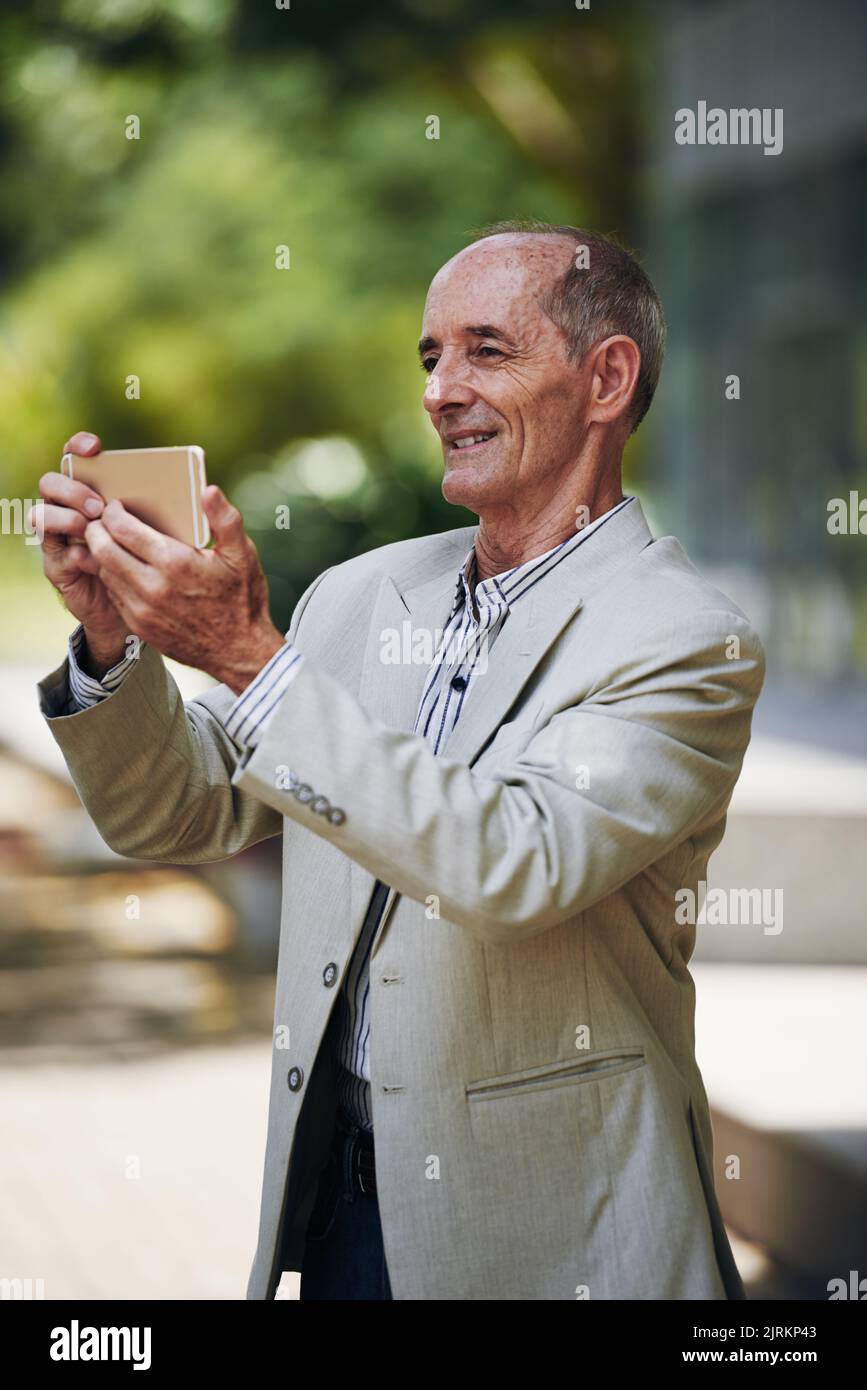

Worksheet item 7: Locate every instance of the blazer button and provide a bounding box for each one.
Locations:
[323,962,338,988]
[287,1066,304,1092]
[294,784,314,803]
[450,673,468,691]
[326,807,346,825]
[311,795,330,815]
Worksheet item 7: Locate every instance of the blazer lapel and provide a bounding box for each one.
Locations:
[350,498,654,949]
[348,533,472,944]
[427,497,654,767]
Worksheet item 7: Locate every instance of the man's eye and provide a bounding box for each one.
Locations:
[420,358,438,373]
[476,346,502,359]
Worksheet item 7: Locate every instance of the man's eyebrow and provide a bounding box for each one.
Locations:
[417,325,517,358]
[465,324,517,348]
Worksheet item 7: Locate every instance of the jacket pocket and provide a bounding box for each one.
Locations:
[465,1046,646,1102]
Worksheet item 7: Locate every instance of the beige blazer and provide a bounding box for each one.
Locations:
[39,498,764,1300]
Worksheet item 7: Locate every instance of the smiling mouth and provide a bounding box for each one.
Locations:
[446,432,497,451]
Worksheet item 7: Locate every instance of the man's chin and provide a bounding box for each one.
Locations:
[442,474,484,512]
[442,465,506,513]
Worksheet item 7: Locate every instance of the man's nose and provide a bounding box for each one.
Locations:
[423,356,476,418]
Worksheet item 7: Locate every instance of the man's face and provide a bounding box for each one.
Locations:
[420,234,590,513]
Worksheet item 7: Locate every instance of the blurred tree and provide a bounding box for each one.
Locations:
[0,0,644,633]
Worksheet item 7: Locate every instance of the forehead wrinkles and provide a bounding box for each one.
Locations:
[424,237,573,340]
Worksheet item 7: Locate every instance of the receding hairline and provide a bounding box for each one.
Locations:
[432,229,579,288]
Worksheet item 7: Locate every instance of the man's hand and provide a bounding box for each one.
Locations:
[33,432,130,675]
[81,466,285,695]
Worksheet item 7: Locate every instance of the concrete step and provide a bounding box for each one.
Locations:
[696,735,867,964]
[694,962,867,1289]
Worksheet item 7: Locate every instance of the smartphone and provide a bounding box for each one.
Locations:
[60,446,210,549]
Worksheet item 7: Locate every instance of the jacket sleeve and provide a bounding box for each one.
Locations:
[230,609,765,945]
[37,570,332,863]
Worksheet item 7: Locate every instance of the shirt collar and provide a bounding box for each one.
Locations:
[451,494,635,622]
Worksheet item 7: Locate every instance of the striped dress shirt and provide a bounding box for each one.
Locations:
[64,624,145,712]
[64,495,635,1132]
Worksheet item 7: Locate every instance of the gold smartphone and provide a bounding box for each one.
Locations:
[60,446,210,549]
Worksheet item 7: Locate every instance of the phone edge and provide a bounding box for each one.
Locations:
[188,445,210,548]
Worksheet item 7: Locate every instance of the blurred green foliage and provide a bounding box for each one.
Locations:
[0,0,642,633]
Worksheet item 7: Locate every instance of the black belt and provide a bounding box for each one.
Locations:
[334,1106,377,1196]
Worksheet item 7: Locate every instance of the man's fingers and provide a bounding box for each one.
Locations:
[66,545,101,574]
[99,499,188,569]
[202,486,248,558]
[29,501,90,545]
[84,517,153,594]
[63,431,102,456]
[39,470,104,518]
[43,535,102,584]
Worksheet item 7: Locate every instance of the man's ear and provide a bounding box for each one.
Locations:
[585,335,641,428]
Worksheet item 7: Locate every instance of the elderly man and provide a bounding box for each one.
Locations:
[35,221,764,1301]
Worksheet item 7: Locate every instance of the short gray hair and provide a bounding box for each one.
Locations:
[469,219,666,434]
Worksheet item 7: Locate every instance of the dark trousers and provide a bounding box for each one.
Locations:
[299,1110,392,1301]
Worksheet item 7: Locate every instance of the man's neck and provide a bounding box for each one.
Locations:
[472,486,625,586]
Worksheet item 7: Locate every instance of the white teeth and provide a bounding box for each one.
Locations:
[453,433,493,449]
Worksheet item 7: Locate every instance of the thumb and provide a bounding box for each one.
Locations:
[202,485,248,557]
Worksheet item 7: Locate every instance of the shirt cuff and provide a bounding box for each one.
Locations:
[66,625,142,712]
[224,641,306,749]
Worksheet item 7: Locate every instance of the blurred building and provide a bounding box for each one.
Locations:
[646,0,867,748]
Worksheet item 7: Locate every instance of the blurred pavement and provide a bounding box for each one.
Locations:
[0,1041,303,1301]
